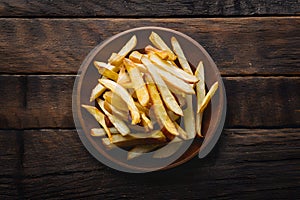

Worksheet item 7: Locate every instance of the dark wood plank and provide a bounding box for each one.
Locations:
[21,128,300,199]
[0,75,74,129]
[1,75,299,129]
[0,17,299,75]
[0,0,299,17]
[225,77,300,128]
[0,131,19,199]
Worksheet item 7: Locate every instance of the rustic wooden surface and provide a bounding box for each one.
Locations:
[0,76,299,129]
[1,18,300,75]
[0,0,299,17]
[0,0,299,199]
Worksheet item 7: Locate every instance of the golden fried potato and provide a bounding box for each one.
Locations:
[81,105,112,140]
[149,32,177,60]
[195,61,206,137]
[99,79,140,124]
[199,82,218,113]
[97,99,130,136]
[142,56,183,116]
[171,36,193,74]
[124,58,150,106]
[145,74,179,136]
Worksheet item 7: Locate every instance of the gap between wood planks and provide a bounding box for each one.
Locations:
[0,14,300,19]
[5,127,299,199]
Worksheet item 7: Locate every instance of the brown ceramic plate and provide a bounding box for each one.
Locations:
[72,27,226,173]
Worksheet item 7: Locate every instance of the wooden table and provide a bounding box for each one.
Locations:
[1,1,299,199]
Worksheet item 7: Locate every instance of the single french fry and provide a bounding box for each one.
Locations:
[99,79,140,124]
[108,53,124,66]
[153,64,195,95]
[199,82,219,113]
[102,130,167,149]
[124,58,150,106]
[97,99,130,136]
[183,95,196,139]
[145,45,169,60]
[149,32,177,60]
[94,61,119,72]
[108,35,137,66]
[81,105,112,140]
[195,113,203,137]
[89,83,106,102]
[141,56,183,116]
[129,51,143,63]
[91,127,119,137]
[94,61,119,81]
[149,54,198,83]
[127,144,160,160]
[145,74,179,136]
[195,61,206,137]
[118,35,137,57]
[171,37,193,74]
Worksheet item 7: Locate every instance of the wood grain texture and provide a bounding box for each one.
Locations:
[1,75,299,129]
[0,17,299,75]
[0,0,299,17]
[20,129,300,199]
[225,77,300,128]
[0,75,74,129]
[0,131,19,199]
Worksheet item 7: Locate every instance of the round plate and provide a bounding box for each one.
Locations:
[72,27,226,173]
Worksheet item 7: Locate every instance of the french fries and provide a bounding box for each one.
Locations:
[145,45,169,60]
[149,53,198,83]
[199,82,219,113]
[141,56,183,116]
[124,58,150,106]
[81,105,112,140]
[99,79,140,125]
[89,83,106,102]
[97,99,130,136]
[171,37,193,75]
[102,131,166,149]
[129,51,143,63]
[145,74,179,136]
[82,32,218,160]
[195,61,206,137]
[149,32,177,60]
[94,61,119,81]
[117,66,131,85]
[103,100,128,120]
[183,95,196,139]
[108,35,137,66]
[152,63,195,95]
[91,127,119,137]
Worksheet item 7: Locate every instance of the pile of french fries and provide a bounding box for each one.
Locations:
[82,32,218,160]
